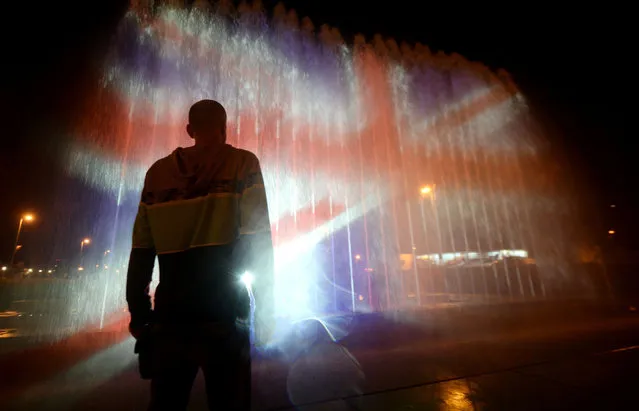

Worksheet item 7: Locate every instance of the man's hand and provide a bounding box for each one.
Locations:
[126,247,155,339]
[132,323,154,380]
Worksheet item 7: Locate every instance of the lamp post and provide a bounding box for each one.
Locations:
[80,238,91,267]
[419,184,445,299]
[417,185,436,306]
[419,184,436,203]
[9,213,35,267]
[420,186,437,304]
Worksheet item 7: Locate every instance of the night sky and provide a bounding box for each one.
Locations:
[1,1,634,264]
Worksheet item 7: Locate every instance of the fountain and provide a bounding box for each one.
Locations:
[52,0,584,334]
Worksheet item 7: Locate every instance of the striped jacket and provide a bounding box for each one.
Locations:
[126,143,273,328]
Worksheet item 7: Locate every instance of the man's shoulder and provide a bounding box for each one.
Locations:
[227,147,261,174]
[142,149,184,187]
[230,146,259,163]
[145,152,174,176]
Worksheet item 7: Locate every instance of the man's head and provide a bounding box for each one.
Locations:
[186,100,227,144]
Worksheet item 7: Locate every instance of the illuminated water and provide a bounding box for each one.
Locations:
[5,2,584,342]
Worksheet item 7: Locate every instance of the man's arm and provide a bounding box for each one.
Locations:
[126,195,156,338]
[237,154,274,342]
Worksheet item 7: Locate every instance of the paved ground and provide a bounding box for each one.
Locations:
[2,301,639,410]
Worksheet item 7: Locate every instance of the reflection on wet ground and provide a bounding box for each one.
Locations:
[2,301,639,410]
[289,346,639,411]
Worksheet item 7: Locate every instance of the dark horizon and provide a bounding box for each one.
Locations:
[1,1,634,265]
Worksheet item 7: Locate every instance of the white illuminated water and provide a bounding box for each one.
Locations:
[4,2,585,344]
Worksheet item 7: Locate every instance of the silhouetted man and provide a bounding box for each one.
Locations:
[126,100,274,411]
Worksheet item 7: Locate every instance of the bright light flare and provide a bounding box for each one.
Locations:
[23,214,35,222]
[240,272,254,288]
[420,185,433,196]
[82,238,91,245]
[273,196,378,320]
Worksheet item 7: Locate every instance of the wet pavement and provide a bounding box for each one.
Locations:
[2,301,639,410]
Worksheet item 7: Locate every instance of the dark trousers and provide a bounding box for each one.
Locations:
[148,323,251,411]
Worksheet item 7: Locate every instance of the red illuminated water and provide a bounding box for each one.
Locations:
[57,2,582,326]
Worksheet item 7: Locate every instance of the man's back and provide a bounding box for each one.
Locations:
[126,100,270,411]
[127,143,272,326]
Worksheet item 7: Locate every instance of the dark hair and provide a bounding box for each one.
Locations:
[188,100,227,135]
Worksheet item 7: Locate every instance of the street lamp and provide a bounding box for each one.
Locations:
[419,184,436,201]
[418,184,441,306]
[9,213,35,266]
[80,238,91,266]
